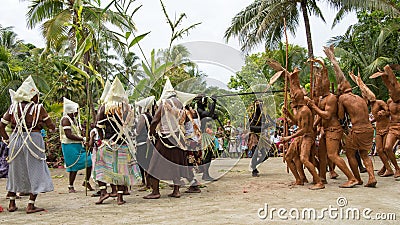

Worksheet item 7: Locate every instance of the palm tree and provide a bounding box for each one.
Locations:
[23,0,133,55]
[328,16,399,100]
[328,0,400,27]
[225,0,400,58]
[0,26,21,50]
[225,0,325,58]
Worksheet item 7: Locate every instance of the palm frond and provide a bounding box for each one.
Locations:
[40,9,71,50]
[26,0,65,29]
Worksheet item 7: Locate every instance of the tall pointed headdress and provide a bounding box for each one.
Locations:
[370,65,400,102]
[349,71,376,102]
[13,76,39,102]
[9,89,16,104]
[157,77,197,106]
[104,77,128,114]
[323,45,352,93]
[135,96,156,114]
[99,80,111,105]
[157,77,177,105]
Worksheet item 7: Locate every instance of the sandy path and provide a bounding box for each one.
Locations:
[0,157,399,224]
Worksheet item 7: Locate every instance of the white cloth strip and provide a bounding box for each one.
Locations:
[1,118,10,125]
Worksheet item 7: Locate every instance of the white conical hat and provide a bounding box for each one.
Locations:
[9,89,16,104]
[105,77,126,102]
[13,76,39,102]
[135,96,155,114]
[157,77,176,105]
[176,91,197,106]
[63,97,79,116]
[105,77,127,114]
[99,80,111,105]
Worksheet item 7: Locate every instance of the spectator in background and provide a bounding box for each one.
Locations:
[241,130,249,158]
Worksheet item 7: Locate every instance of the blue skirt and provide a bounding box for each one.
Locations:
[62,143,92,172]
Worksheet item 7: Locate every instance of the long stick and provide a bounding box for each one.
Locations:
[310,59,314,99]
[212,90,284,98]
[283,18,289,163]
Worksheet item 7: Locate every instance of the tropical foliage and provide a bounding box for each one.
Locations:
[328,5,400,100]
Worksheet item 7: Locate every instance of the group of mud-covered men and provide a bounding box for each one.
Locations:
[276,46,400,190]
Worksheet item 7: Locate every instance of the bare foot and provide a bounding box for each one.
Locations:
[330,171,339,179]
[7,207,18,212]
[309,183,325,190]
[82,182,94,191]
[91,191,101,197]
[95,193,110,204]
[301,178,309,183]
[138,186,149,192]
[355,180,363,185]
[364,179,377,188]
[339,180,357,188]
[117,200,126,205]
[143,193,161,199]
[381,170,394,177]
[26,206,45,214]
[290,180,304,186]
[68,188,77,193]
[168,192,181,198]
[377,166,386,176]
[394,170,400,178]
[185,186,201,193]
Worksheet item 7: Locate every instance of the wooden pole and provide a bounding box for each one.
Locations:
[283,18,289,163]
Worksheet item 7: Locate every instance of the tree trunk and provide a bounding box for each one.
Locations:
[300,0,314,59]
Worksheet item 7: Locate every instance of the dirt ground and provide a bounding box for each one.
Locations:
[0,156,399,224]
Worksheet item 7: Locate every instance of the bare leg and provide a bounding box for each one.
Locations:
[168,179,181,198]
[294,156,308,183]
[384,133,400,178]
[300,137,324,190]
[117,185,126,205]
[143,176,160,199]
[359,150,377,187]
[82,166,94,191]
[7,192,17,212]
[95,181,110,204]
[285,152,303,185]
[285,141,304,185]
[376,134,393,176]
[318,136,328,183]
[326,137,357,188]
[345,148,362,185]
[110,184,117,197]
[328,158,338,179]
[26,194,45,214]
[68,171,77,193]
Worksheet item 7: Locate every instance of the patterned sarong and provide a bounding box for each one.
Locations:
[94,141,141,186]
